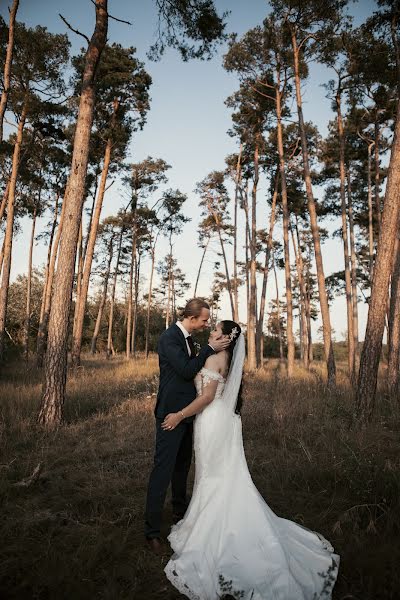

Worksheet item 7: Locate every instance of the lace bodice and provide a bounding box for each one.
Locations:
[194,367,226,401]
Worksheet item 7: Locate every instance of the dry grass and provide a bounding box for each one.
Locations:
[0,355,399,599]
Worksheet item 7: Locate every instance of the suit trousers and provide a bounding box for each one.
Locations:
[145,417,193,539]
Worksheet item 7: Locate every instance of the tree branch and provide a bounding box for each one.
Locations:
[89,0,132,25]
[59,14,90,44]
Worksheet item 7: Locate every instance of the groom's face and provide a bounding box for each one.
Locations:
[190,308,211,332]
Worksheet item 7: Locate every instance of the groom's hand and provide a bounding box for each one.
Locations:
[208,331,230,353]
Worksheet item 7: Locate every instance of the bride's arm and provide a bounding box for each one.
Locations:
[161,378,219,430]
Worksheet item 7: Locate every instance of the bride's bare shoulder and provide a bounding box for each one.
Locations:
[204,352,227,375]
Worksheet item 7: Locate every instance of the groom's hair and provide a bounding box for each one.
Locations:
[180,298,210,319]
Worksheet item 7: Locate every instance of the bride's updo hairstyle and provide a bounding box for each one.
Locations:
[220,320,243,415]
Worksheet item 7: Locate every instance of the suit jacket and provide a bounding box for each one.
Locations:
[155,323,215,421]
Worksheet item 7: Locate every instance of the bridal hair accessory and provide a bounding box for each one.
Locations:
[229,326,239,341]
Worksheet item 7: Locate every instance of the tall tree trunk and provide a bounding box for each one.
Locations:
[71,107,117,367]
[207,192,235,319]
[247,143,259,371]
[23,207,37,361]
[374,120,381,228]
[0,181,10,226]
[290,28,336,388]
[233,143,242,321]
[355,101,400,423]
[131,251,140,356]
[82,172,100,263]
[291,222,309,369]
[216,226,235,319]
[0,101,27,360]
[165,236,173,329]
[347,168,359,367]
[367,141,375,283]
[126,238,135,358]
[38,0,108,426]
[72,219,84,341]
[36,195,65,367]
[273,259,284,361]
[0,237,5,276]
[276,83,294,376]
[145,248,156,359]
[242,181,250,328]
[91,236,114,354]
[0,0,19,142]
[107,223,123,359]
[256,171,278,367]
[193,236,210,297]
[387,231,400,394]
[336,89,355,381]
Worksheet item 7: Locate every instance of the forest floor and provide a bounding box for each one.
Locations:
[0,355,399,599]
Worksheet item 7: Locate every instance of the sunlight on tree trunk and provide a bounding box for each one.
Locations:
[38,0,108,426]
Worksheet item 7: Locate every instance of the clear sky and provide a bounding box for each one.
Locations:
[1,0,380,342]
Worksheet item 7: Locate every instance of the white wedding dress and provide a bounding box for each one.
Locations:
[165,336,339,599]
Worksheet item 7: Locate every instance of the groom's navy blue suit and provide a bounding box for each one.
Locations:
[145,323,215,539]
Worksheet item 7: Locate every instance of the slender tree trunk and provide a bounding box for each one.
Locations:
[72,219,84,341]
[374,120,381,228]
[243,181,250,327]
[0,180,10,226]
[131,251,140,356]
[216,226,235,319]
[336,90,355,381]
[247,143,259,371]
[107,223,123,359]
[355,101,400,423]
[347,169,359,367]
[0,0,19,142]
[0,102,27,360]
[256,171,278,367]
[165,236,173,329]
[290,29,336,388]
[91,237,114,354]
[82,173,100,263]
[0,237,4,276]
[126,237,135,358]
[36,195,65,367]
[276,84,295,376]
[304,250,314,365]
[291,223,309,369]
[367,141,375,283]
[23,207,37,361]
[273,259,284,361]
[38,0,108,426]
[145,248,156,359]
[71,114,116,367]
[233,144,242,321]
[193,236,210,297]
[388,230,400,394]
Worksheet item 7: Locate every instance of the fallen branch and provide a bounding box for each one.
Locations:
[13,462,42,488]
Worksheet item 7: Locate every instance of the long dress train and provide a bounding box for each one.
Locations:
[165,367,339,600]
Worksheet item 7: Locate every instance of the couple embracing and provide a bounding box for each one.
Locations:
[145,298,339,600]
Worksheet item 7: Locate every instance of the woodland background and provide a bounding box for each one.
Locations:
[0,0,399,598]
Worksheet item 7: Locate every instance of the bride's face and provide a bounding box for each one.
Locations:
[214,323,228,341]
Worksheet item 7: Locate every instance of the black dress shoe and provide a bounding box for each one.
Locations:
[145,537,165,556]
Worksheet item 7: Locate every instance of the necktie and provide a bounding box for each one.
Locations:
[187,335,196,357]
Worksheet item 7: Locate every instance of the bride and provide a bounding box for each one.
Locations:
[161,320,339,600]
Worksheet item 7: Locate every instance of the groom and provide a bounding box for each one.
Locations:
[145,298,229,554]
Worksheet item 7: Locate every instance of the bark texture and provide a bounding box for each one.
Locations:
[0,102,26,360]
[0,0,19,142]
[355,102,400,423]
[290,28,336,388]
[38,1,108,426]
